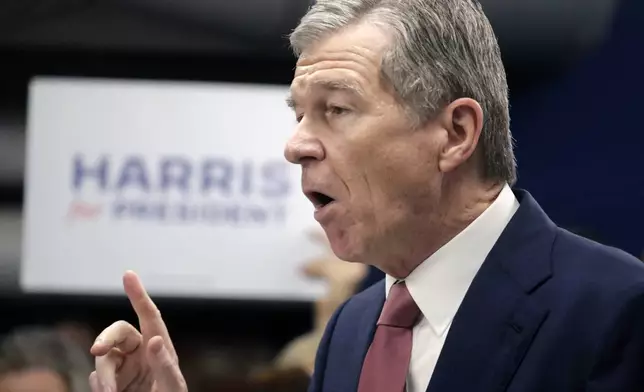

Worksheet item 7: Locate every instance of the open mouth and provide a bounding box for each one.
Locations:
[308,191,336,210]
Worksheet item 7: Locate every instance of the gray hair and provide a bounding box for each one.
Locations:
[0,327,93,392]
[290,0,516,184]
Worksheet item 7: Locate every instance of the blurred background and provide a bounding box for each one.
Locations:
[0,0,642,391]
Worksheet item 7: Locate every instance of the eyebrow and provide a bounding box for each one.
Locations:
[286,79,365,110]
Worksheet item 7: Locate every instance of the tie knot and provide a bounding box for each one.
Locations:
[378,282,421,328]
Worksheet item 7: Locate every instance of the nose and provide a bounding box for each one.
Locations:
[284,123,325,165]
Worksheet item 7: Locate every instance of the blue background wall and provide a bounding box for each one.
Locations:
[512,0,643,255]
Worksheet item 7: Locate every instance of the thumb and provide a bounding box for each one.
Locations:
[147,336,187,392]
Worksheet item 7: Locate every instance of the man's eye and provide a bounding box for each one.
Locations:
[326,105,349,116]
[295,114,304,123]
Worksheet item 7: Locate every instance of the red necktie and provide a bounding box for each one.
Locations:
[358,281,421,392]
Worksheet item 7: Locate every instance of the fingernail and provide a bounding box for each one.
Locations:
[102,383,114,392]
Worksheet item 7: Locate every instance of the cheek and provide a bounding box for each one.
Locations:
[332,116,439,216]
[360,141,436,204]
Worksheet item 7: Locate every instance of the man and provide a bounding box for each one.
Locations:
[89,0,644,391]
[0,326,93,392]
[272,231,368,375]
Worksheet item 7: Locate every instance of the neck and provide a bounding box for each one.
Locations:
[381,179,505,279]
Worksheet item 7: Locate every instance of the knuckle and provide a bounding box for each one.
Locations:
[147,305,162,319]
[96,320,138,346]
[113,319,135,331]
[159,358,175,370]
[96,350,122,368]
[106,348,123,359]
[164,371,188,392]
[140,302,162,320]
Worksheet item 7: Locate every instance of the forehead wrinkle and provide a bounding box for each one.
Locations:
[295,58,374,82]
[311,77,367,97]
[291,67,371,99]
[297,48,383,79]
[298,45,382,65]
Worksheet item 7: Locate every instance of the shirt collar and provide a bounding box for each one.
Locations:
[385,184,520,336]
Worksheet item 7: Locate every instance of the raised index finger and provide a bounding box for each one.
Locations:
[122,271,176,355]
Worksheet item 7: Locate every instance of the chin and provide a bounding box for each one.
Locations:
[325,227,366,263]
[330,245,357,262]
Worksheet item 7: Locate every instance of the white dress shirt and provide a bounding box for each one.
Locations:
[384,184,520,392]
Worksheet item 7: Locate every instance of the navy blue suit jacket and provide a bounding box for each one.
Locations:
[309,190,644,392]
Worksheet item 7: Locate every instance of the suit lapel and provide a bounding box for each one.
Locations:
[426,190,556,392]
[339,282,385,392]
[425,263,549,392]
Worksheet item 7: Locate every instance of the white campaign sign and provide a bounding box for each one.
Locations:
[22,76,326,300]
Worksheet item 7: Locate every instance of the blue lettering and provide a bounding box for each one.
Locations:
[224,205,240,223]
[240,160,253,196]
[132,202,165,220]
[161,157,192,193]
[202,159,233,196]
[110,199,288,225]
[201,204,223,222]
[112,201,128,218]
[75,154,294,199]
[151,203,167,220]
[246,206,267,223]
[72,154,109,191]
[116,156,150,192]
[179,204,200,222]
[261,162,290,197]
[112,201,166,220]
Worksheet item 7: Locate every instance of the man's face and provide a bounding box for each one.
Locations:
[285,23,444,265]
[0,369,68,392]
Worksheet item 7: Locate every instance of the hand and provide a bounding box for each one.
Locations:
[270,230,368,373]
[303,230,368,289]
[303,230,368,331]
[89,271,187,392]
[272,330,323,376]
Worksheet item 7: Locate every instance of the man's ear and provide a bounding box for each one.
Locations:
[437,98,484,174]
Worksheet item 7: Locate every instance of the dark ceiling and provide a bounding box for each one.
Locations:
[0,0,619,71]
[0,0,622,192]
